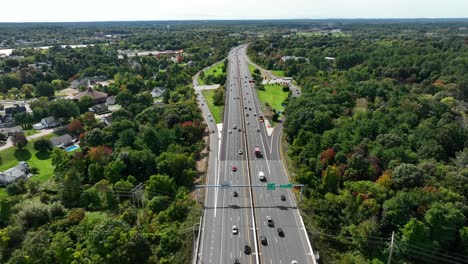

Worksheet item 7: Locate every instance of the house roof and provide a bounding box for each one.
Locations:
[103,115,113,125]
[0,126,23,135]
[74,87,108,101]
[42,116,56,123]
[5,105,26,115]
[151,87,166,98]
[89,103,108,113]
[106,96,116,105]
[50,134,73,147]
[0,162,29,184]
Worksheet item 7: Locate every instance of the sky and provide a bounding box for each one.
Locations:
[0,0,467,22]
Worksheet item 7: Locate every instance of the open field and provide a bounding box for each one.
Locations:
[257,83,289,113]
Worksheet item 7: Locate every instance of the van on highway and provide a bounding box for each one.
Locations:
[258,171,266,181]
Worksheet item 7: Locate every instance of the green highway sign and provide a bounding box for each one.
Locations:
[267,183,276,190]
[280,183,293,189]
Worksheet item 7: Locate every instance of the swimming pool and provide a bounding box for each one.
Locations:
[66,145,79,152]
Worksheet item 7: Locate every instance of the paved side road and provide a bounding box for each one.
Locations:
[0,126,65,151]
[244,51,302,97]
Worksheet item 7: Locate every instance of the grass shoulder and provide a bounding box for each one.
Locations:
[202,88,224,124]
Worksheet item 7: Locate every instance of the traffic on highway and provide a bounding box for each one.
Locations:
[196,45,316,264]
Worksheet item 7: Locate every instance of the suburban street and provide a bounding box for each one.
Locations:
[196,45,316,264]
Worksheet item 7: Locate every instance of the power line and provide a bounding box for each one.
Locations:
[398,242,468,264]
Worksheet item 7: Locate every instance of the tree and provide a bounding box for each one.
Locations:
[104,160,125,183]
[34,138,52,152]
[78,95,95,114]
[156,152,196,187]
[392,164,426,189]
[0,133,7,143]
[11,133,28,149]
[13,112,32,128]
[146,174,177,199]
[213,87,225,106]
[116,89,134,106]
[49,99,79,120]
[67,119,84,136]
[35,81,55,97]
[400,218,432,258]
[424,202,465,249]
[321,165,340,193]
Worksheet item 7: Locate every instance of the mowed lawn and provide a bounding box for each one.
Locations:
[271,70,286,77]
[0,132,67,198]
[202,89,224,124]
[199,62,225,85]
[257,84,289,113]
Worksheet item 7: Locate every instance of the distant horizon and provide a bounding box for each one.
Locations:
[1,17,468,24]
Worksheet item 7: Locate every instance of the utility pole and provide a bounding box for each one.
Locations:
[387,231,395,264]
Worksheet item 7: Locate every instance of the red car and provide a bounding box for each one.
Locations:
[232,166,237,172]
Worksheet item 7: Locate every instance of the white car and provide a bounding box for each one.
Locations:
[232,226,238,235]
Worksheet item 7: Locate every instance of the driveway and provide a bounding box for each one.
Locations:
[0,127,63,151]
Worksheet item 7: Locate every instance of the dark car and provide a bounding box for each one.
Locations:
[234,258,240,264]
[260,236,268,245]
[277,228,284,237]
[233,191,238,197]
[267,216,274,227]
[281,194,286,201]
[244,243,251,254]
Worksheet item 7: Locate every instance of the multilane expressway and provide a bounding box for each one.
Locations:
[196,45,316,264]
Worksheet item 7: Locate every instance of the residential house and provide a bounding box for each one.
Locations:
[5,105,26,116]
[106,96,116,105]
[33,116,57,130]
[0,115,15,128]
[103,115,113,126]
[50,134,73,148]
[187,61,195,67]
[281,56,309,63]
[71,76,107,89]
[0,126,23,137]
[0,161,30,186]
[74,87,108,104]
[151,87,166,98]
[88,103,109,114]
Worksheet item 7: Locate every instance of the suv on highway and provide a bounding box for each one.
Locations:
[233,125,237,129]
[244,242,251,254]
[260,236,268,245]
[281,194,286,201]
[267,216,274,227]
[232,226,238,235]
[277,228,284,237]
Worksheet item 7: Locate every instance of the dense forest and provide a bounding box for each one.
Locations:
[249,23,468,263]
